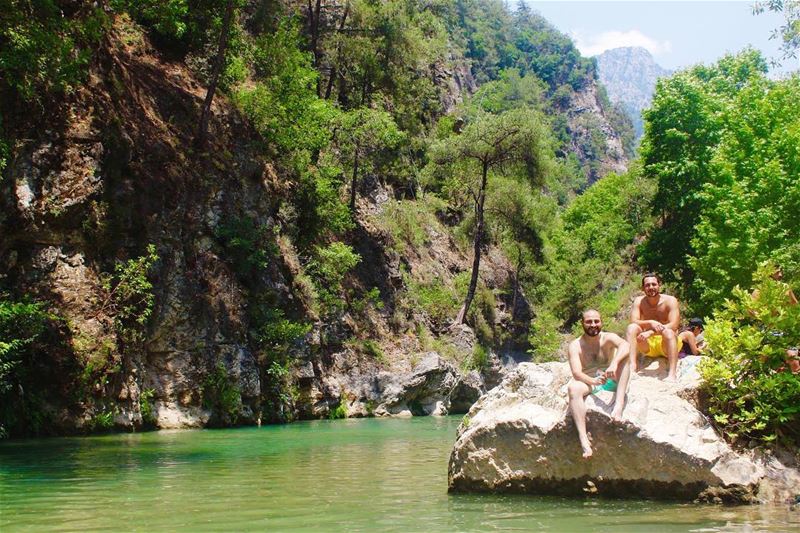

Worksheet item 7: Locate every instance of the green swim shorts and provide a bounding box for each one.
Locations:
[592,378,618,394]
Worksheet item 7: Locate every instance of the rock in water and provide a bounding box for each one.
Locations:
[448,359,800,503]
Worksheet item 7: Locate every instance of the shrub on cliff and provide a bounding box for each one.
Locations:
[0,298,52,438]
[700,264,800,446]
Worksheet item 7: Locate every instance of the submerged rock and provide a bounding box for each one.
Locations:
[448,358,800,503]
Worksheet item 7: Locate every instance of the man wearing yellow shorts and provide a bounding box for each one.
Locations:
[625,273,681,381]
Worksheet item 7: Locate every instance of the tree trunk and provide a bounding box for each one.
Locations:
[459,161,489,324]
[195,0,235,147]
[309,0,322,95]
[349,148,360,212]
[512,246,522,320]
[323,3,349,100]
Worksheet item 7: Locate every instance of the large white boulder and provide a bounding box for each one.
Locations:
[448,358,800,503]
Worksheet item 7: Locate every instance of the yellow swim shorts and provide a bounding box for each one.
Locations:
[644,334,683,357]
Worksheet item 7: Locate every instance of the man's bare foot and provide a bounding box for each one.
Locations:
[665,374,677,382]
[580,435,593,458]
[581,442,593,459]
[611,407,624,422]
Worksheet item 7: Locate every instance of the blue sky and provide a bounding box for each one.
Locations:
[528,1,799,75]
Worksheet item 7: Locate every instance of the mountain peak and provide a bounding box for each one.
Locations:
[594,47,672,140]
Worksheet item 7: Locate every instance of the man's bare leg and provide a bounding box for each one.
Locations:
[661,328,679,381]
[626,323,642,373]
[610,359,631,421]
[568,380,594,458]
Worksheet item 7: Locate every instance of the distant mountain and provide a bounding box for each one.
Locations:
[594,47,672,141]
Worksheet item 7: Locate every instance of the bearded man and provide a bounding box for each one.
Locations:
[567,309,631,458]
[626,273,681,380]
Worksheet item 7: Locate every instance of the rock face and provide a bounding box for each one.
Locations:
[448,358,800,503]
[334,352,492,418]
[566,79,629,182]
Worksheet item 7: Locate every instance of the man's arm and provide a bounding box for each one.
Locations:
[568,341,603,387]
[630,297,661,331]
[604,334,630,379]
[665,296,680,331]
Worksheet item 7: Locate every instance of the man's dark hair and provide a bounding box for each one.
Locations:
[688,317,704,329]
[641,272,660,286]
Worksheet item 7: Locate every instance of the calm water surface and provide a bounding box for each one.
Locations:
[1,416,797,532]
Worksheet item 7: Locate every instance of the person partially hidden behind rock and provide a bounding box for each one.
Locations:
[626,272,681,381]
[567,309,631,459]
[678,317,705,357]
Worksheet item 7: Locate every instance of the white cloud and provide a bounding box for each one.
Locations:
[571,29,672,57]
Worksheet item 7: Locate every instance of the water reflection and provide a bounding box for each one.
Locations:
[1,417,797,532]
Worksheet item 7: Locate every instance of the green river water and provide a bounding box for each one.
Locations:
[1,416,797,532]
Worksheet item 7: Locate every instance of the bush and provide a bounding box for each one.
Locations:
[306,242,360,313]
[406,277,460,327]
[139,388,157,427]
[215,216,275,280]
[0,298,51,438]
[699,264,800,445]
[253,306,309,423]
[328,402,347,420]
[98,244,159,348]
[528,310,563,362]
[465,344,490,372]
[202,361,242,425]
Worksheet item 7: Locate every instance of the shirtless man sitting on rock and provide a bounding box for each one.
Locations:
[626,272,681,381]
[567,309,631,459]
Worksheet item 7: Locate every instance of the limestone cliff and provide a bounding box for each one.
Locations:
[0,22,526,434]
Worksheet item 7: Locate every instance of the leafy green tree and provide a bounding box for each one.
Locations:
[430,108,552,323]
[236,21,336,156]
[639,50,767,293]
[689,75,800,313]
[332,107,404,212]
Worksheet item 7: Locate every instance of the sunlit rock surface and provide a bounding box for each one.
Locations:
[448,358,800,503]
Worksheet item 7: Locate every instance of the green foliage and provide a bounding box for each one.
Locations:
[236,21,335,156]
[347,337,386,363]
[753,0,800,64]
[528,310,563,362]
[465,344,490,372]
[139,388,157,427]
[375,196,444,254]
[700,264,800,445]
[215,216,275,279]
[252,306,310,423]
[111,0,189,38]
[639,50,767,296]
[328,402,347,420]
[0,298,51,438]
[88,409,116,431]
[563,169,654,264]
[530,166,655,336]
[689,75,800,313]
[202,361,242,424]
[406,277,460,327]
[99,244,159,347]
[0,0,108,102]
[332,106,404,209]
[306,242,361,312]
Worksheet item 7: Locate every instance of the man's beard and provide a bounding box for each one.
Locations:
[583,326,600,337]
[645,288,659,297]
